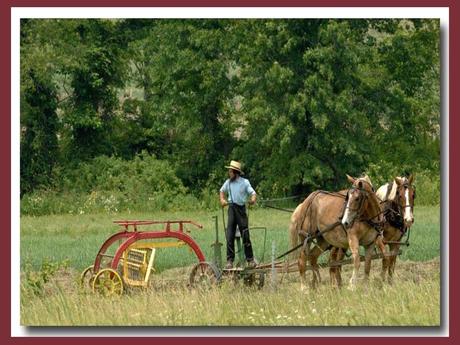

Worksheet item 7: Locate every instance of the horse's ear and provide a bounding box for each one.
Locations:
[358,181,363,189]
[346,174,356,184]
[395,177,403,186]
[408,174,414,184]
[363,174,373,186]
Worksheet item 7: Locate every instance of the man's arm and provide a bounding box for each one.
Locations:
[219,191,228,207]
[246,180,256,205]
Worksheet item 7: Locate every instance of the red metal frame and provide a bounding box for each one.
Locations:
[93,220,205,272]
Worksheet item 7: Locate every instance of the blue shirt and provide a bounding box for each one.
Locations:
[220,177,256,206]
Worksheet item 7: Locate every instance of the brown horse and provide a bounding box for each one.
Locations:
[376,175,416,282]
[289,175,387,290]
[327,175,416,286]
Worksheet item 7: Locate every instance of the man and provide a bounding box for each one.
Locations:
[219,160,257,269]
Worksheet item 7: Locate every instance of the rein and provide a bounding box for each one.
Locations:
[262,204,296,213]
[259,194,303,213]
[383,227,411,246]
[260,191,346,213]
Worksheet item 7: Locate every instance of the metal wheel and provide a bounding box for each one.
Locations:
[189,262,221,289]
[92,268,124,296]
[80,265,95,289]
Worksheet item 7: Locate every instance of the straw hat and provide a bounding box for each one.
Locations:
[225,160,244,174]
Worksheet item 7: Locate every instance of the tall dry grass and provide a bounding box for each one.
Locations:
[21,258,440,326]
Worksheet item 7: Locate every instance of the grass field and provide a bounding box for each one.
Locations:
[19,205,441,326]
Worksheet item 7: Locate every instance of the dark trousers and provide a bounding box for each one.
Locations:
[226,204,254,262]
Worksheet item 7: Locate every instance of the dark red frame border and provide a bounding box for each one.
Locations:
[2,1,457,344]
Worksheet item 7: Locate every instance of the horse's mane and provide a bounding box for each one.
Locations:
[376,176,405,202]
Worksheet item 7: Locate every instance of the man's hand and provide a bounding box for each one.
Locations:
[220,200,228,208]
[249,194,257,205]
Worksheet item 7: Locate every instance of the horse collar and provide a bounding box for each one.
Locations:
[384,201,405,231]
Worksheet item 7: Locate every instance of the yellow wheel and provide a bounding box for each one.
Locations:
[80,265,95,289]
[92,268,124,296]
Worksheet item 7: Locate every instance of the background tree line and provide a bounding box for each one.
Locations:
[20,18,440,215]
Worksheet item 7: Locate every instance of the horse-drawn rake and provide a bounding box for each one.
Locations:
[80,219,210,296]
[79,216,272,295]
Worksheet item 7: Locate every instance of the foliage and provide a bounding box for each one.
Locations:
[22,258,70,296]
[20,66,59,196]
[20,19,441,212]
[231,19,439,197]
[412,170,441,206]
[64,21,128,160]
[365,162,440,205]
[125,20,237,188]
[21,153,205,216]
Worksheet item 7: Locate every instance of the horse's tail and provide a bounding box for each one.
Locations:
[288,191,320,260]
[288,204,304,256]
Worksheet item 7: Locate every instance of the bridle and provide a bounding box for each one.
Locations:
[344,180,383,230]
[344,186,367,215]
[382,180,416,241]
[397,182,416,213]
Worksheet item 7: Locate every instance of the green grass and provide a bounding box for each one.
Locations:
[19,206,441,326]
[20,206,440,271]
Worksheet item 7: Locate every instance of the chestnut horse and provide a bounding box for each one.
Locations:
[376,175,416,282]
[289,175,387,290]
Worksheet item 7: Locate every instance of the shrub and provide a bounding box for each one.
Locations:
[21,258,70,296]
[366,162,440,206]
[21,190,87,216]
[21,152,195,215]
[413,170,440,206]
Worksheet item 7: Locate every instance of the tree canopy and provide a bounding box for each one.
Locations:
[20,18,440,201]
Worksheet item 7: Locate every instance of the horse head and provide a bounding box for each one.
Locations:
[342,174,382,229]
[394,174,416,228]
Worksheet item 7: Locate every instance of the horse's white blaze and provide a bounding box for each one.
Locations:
[404,189,413,222]
[342,197,352,225]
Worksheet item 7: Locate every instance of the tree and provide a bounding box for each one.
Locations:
[231,19,440,197]
[125,19,238,189]
[60,19,128,161]
[20,20,60,195]
[20,69,59,196]
[19,18,440,201]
